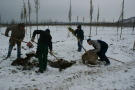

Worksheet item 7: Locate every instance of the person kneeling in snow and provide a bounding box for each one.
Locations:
[87,39,110,66]
[31,29,53,73]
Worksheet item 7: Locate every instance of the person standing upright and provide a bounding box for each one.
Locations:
[5,23,25,59]
[74,25,84,52]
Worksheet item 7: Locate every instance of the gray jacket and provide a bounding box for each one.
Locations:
[91,40,101,53]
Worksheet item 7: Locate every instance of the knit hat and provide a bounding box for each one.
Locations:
[87,39,91,42]
[77,25,81,29]
[46,29,50,34]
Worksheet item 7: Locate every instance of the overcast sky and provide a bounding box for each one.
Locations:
[0,0,135,23]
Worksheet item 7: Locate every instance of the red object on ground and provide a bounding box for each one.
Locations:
[27,41,34,48]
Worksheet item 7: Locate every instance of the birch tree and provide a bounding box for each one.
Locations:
[22,0,28,35]
[0,14,1,31]
[68,0,72,23]
[20,9,24,23]
[28,0,32,37]
[23,0,27,23]
[96,6,99,35]
[77,16,78,22]
[119,0,124,38]
[34,0,40,30]
[34,0,40,41]
[0,14,1,24]
[132,20,135,35]
[83,17,85,23]
[89,0,93,38]
[68,0,72,37]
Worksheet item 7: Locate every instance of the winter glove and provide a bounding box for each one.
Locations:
[77,37,81,41]
[31,37,35,42]
[5,33,8,37]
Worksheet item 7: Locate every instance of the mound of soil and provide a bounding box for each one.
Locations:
[11,53,38,70]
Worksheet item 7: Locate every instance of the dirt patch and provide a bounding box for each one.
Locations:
[11,52,38,70]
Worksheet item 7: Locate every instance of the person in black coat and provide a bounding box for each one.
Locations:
[74,25,84,52]
[31,29,53,73]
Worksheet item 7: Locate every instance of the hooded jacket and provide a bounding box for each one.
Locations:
[74,29,84,40]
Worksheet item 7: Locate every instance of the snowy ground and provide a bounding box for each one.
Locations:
[0,26,135,90]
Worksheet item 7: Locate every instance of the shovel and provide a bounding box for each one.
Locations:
[32,40,61,61]
[67,27,87,52]
[1,33,34,48]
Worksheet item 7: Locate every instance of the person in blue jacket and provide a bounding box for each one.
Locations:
[87,39,110,66]
[74,25,84,52]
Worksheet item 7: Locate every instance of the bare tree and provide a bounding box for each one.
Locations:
[0,14,1,31]
[20,8,24,23]
[28,0,32,38]
[34,0,40,30]
[34,0,40,41]
[117,21,120,35]
[0,14,1,24]
[89,0,93,38]
[77,16,78,22]
[68,0,72,23]
[119,0,124,38]
[132,20,135,35]
[83,17,85,23]
[23,0,27,23]
[22,0,28,35]
[68,0,72,37]
[96,6,99,35]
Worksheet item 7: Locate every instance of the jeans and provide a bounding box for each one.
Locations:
[78,40,83,51]
[7,42,21,58]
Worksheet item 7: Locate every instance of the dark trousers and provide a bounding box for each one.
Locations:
[97,42,110,64]
[37,44,48,72]
[78,40,83,51]
[7,42,21,58]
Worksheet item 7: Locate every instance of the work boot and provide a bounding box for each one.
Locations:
[35,69,44,73]
[104,63,110,66]
[5,56,10,59]
[77,50,81,52]
[98,59,104,62]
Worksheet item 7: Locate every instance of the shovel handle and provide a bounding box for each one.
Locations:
[108,57,125,64]
[48,51,59,60]
[1,33,28,43]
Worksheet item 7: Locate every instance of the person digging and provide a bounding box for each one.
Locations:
[5,23,25,59]
[74,25,84,52]
[31,29,53,73]
[87,39,110,66]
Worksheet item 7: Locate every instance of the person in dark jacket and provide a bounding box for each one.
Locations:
[31,29,53,73]
[74,25,84,52]
[87,39,110,66]
[5,23,25,59]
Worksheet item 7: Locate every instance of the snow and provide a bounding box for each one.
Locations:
[0,26,135,90]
